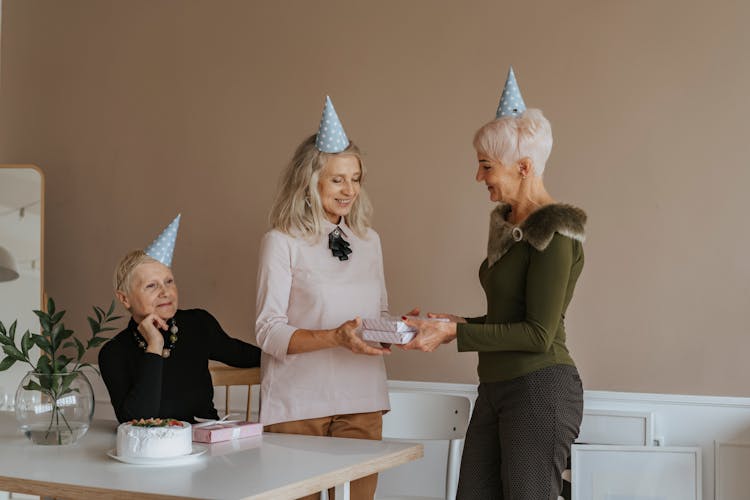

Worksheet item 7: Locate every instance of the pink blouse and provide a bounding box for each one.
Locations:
[255,220,390,426]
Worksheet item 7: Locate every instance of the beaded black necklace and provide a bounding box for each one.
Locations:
[132,317,179,358]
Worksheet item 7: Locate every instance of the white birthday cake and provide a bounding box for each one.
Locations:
[116,418,192,459]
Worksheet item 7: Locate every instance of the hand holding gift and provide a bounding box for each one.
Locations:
[400,311,463,352]
[335,317,392,355]
[361,310,456,350]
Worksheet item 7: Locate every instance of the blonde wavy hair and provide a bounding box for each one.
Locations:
[269,134,373,239]
[473,108,553,176]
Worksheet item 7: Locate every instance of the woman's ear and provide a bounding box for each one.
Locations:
[115,290,130,310]
[518,157,533,179]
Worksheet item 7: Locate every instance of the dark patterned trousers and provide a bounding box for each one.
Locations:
[456,365,583,500]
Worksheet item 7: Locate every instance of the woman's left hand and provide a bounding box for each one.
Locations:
[400,316,457,352]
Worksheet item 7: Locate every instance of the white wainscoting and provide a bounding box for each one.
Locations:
[714,441,750,500]
[383,381,750,500]
[577,409,654,446]
[89,371,750,500]
[572,445,702,500]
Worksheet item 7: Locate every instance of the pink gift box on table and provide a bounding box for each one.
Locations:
[192,421,263,443]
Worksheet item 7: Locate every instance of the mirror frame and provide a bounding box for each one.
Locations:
[0,164,45,310]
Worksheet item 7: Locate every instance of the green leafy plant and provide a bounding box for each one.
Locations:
[0,297,120,442]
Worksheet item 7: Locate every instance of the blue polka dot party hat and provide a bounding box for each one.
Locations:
[495,66,527,119]
[315,96,349,153]
[144,214,181,267]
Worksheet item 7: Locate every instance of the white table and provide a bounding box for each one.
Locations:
[0,413,422,499]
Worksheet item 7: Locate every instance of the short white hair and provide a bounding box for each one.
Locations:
[113,250,160,293]
[473,108,553,175]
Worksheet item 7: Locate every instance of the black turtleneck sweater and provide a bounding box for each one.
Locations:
[98,308,261,423]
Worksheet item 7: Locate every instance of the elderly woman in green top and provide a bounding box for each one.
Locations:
[404,78,586,499]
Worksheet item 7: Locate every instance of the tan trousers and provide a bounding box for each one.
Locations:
[264,411,383,500]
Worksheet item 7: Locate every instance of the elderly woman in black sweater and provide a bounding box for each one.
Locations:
[99,216,261,423]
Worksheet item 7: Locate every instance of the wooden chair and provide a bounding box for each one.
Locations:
[208,364,261,422]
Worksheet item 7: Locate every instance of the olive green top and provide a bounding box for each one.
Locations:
[456,203,586,383]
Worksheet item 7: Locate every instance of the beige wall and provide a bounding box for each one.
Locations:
[1,0,748,396]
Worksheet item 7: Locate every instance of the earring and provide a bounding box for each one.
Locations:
[304,196,312,208]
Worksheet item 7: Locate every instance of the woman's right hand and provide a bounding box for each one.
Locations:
[334,317,390,356]
[137,313,166,355]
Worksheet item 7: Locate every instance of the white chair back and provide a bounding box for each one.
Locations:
[379,391,472,500]
[383,391,470,441]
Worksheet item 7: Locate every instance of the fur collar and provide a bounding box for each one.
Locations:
[487,203,587,267]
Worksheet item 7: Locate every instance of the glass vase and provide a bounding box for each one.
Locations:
[14,370,95,445]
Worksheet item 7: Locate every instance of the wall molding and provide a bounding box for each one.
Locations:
[572,445,702,500]
[577,409,654,446]
[714,440,750,500]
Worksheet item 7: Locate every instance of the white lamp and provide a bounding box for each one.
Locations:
[0,246,19,282]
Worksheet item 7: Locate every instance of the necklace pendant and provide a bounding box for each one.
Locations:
[162,348,171,358]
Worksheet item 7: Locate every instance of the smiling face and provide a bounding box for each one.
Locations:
[317,154,362,224]
[475,152,523,203]
[117,261,179,323]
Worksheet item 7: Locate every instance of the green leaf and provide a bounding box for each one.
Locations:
[2,344,25,361]
[109,315,123,322]
[0,333,12,346]
[21,331,32,358]
[107,299,116,317]
[36,373,55,392]
[51,322,63,337]
[47,377,60,394]
[57,329,74,343]
[9,321,17,341]
[93,307,103,323]
[35,312,51,333]
[23,379,43,392]
[50,323,64,351]
[87,337,110,348]
[47,297,56,316]
[73,337,85,362]
[87,317,100,335]
[0,321,5,335]
[34,336,52,353]
[59,372,78,396]
[0,356,16,371]
[55,357,71,371]
[35,355,52,375]
[50,310,65,324]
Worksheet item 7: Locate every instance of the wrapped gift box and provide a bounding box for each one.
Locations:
[206,434,263,456]
[362,329,415,344]
[192,421,263,443]
[362,317,416,333]
[361,316,449,344]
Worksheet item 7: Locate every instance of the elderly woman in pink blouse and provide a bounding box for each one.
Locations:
[255,97,390,500]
